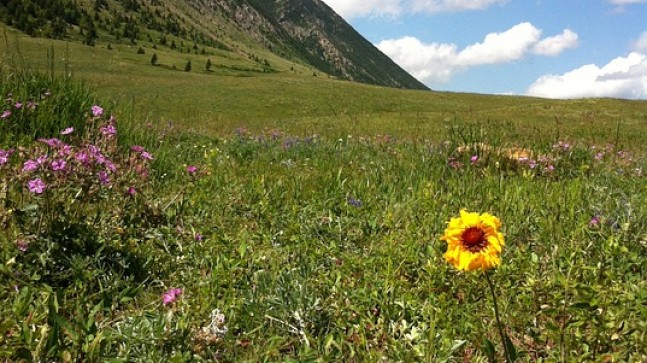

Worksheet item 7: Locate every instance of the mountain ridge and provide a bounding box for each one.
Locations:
[0,0,429,90]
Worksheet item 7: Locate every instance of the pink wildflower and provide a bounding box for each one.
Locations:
[50,159,67,172]
[470,155,479,164]
[589,216,600,227]
[28,178,46,194]
[187,165,198,174]
[0,110,10,119]
[140,151,154,160]
[100,123,117,136]
[91,105,104,117]
[22,159,39,172]
[14,102,22,109]
[0,149,12,165]
[98,171,110,185]
[60,127,74,135]
[162,288,183,305]
[16,239,29,252]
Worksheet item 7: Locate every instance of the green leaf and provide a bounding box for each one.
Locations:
[504,334,517,362]
[450,339,467,352]
[20,204,39,212]
[483,337,496,362]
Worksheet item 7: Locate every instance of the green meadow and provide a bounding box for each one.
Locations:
[1,27,647,362]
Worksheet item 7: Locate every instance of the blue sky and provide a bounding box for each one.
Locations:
[319,0,647,99]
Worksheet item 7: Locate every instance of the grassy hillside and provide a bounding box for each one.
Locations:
[2,26,647,149]
[0,0,428,90]
[1,23,647,363]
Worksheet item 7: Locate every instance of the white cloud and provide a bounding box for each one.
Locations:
[456,22,541,66]
[533,29,579,56]
[376,23,578,84]
[377,36,460,82]
[633,31,647,52]
[321,0,403,18]
[527,52,647,99]
[320,0,507,19]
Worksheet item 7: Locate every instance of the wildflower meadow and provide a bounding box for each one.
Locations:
[1,68,647,362]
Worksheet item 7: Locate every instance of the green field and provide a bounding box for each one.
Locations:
[1,27,647,362]
[2,26,647,146]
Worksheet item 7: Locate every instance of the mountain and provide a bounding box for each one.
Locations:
[0,0,428,90]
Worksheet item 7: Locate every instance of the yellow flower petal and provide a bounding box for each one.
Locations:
[440,210,505,272]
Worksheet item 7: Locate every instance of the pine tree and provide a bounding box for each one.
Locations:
[151,53,158,66]
[205,59,212,71]
[184,60,191,72]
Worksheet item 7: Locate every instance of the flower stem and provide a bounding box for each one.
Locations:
[485,270,512,363]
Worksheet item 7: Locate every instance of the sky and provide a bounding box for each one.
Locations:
[319,0,647,99]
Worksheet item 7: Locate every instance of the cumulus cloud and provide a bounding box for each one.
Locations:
[633,31,647,52]
[321,0,403,18]
[456,22,541,66]
[376,22,577,84]
[320,0,508,18]
[527,52,647,99]
[533,29,579,56]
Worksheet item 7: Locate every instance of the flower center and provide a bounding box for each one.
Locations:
[461,227,487,252]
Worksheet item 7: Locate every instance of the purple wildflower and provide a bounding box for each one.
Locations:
[162,288,183,305]
[98,171,110,185]
[100,123,117,136]
[187,165,198,174]
[28,178,46,194]
[140,151,154,160]
[39,138,63,148]
[104,161,117,172]
[130,145,145,153]
[16,239,29,252]
[195,233,203,242]
[50,159,67,172]
[0,110,10,119]
[74,152,89,165]
[528,159,538,169]
[60,127,74,135]
[127,187,137,196]
[347,197,363,208]
[594,152,604,160]
[0,149,13,165]
[470,155,479,164]
[91,105,104,117]
[588,216,600,227]
[14,102,22,109]
[22,159,39,172]
[36,155,48,165]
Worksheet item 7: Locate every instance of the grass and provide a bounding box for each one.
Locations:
[1,26,647,362]
[2,25,647,147]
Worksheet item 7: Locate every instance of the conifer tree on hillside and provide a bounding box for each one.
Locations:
[184,60,191,72]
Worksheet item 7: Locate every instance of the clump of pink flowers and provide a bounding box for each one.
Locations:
[162,287,183,305]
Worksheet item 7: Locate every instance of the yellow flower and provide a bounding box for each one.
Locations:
[441,210,505,272]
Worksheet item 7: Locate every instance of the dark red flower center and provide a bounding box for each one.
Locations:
[461,227,487,252]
